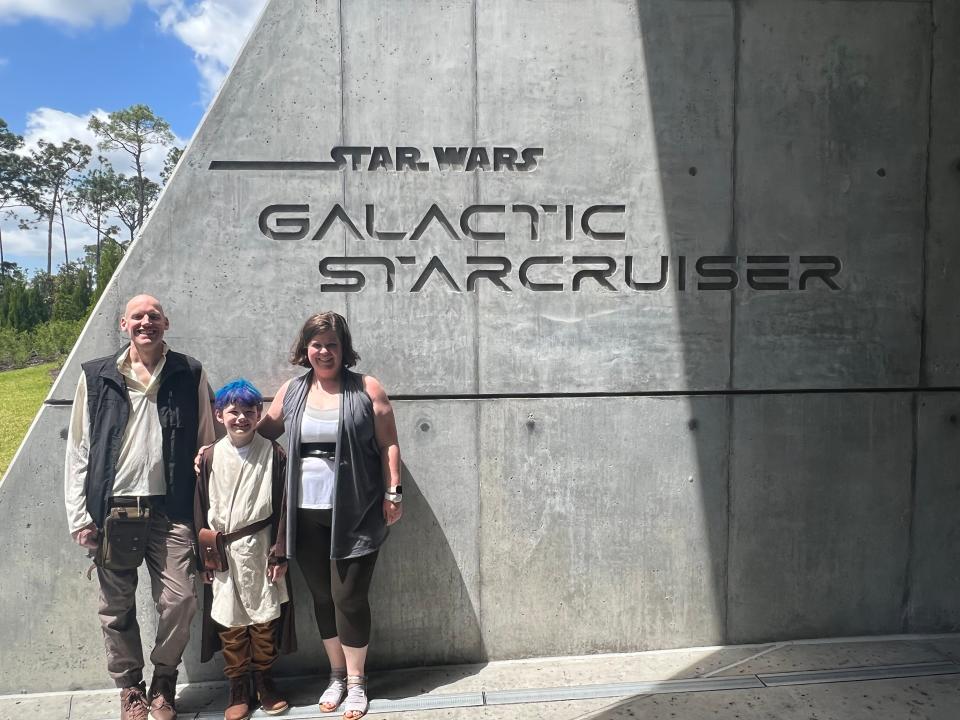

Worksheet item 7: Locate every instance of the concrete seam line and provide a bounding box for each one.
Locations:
[701,641,788,678]
[783,632,960,646]
[727,0,741,393]
[917,0,935,387]
[43,387,960,406]
[757,662,960,688]
[901,391,921,631]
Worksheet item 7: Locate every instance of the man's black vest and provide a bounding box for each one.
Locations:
[82,348,203,528]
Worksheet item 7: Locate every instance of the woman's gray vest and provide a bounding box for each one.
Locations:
[283,369,387,559]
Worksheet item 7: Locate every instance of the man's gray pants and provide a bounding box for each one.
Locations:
[96,515,197,688]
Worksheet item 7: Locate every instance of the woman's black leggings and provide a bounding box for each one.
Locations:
[295,508,379,648]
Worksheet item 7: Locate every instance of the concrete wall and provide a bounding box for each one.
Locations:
[1,0,958,692]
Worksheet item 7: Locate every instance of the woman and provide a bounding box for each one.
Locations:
[258,312,402,719]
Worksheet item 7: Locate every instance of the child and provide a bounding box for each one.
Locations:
[195,379,296,720]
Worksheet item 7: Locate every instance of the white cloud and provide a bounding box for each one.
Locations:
[0,0,266,104]
[21,107,187,181]
[149,0,267,102]
[0,0,134,28]
[1,212,98,273]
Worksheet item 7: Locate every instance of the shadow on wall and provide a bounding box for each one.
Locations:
[182,458,485,686]
[637,0,948,657]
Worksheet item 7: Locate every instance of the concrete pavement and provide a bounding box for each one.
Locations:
[3,634,958,720]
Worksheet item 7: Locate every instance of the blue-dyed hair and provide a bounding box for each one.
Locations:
[214,378,263,412]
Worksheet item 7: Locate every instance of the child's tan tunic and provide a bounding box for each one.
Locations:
[208,434,289,627]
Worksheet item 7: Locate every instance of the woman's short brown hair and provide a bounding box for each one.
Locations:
[289,311,360,369]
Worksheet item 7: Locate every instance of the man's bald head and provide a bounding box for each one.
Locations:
[123,294,165,319]
[120,295,169,356]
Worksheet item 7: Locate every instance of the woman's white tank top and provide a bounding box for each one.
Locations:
[298,405,339,509]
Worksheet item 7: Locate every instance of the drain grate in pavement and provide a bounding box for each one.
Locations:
[185,660,960,718]
[757,661,960,687]
[484,675,764,705]
[195,692,486,719]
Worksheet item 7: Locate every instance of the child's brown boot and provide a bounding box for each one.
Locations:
[224,676,251,720]
[253,670,289,715]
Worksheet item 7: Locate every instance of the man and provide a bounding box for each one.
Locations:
[65,295,215,720]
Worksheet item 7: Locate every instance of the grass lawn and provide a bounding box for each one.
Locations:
[0,362,59,478]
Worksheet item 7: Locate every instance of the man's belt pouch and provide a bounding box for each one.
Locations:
[198,516,273,573]
[95,506,150,571]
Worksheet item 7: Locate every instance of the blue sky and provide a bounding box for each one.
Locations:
[0,0,267,272]
[0,5,201,139]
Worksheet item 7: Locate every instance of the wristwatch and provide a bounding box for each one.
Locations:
[384,485,403,503]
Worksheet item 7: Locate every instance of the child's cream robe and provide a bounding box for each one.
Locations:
[208,434,289,627]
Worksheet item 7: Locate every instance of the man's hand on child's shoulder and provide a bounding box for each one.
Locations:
[193,443,213,475]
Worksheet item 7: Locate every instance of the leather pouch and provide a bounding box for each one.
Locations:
[198,517,273,573]
[198,527,228,572]
[95,506,151,571]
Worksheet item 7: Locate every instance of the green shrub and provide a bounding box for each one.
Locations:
[0,319,83,371]
[0,327,30,369]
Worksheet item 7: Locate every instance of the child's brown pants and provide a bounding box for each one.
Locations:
[218,621,278,678]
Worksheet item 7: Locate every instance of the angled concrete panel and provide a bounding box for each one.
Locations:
[341,0,479,394]
[727,394,913,643]
[2,0,957,696]
[475,0,735,394]
[0,405,138,690]
[733,0,930,389]
[922,0,960,385]
[478,396,728,658]
[365,399,484,666]
[907,393,960,631]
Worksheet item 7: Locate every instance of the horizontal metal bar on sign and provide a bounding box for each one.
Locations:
[484,675,765,705]
[209,160,341,171]
[758,661,960,687]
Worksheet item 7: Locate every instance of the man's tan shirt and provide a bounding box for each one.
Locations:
[64,344,215,533]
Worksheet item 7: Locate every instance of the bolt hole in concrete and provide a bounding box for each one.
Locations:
[877,167,886,177]
[688,418,699,431]
[688,166,697,176]
[418,421,431,432]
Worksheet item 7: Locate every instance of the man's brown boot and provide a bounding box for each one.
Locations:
[224,676,252,720]
[147,674,177,720]
[253,671,289,715]
[119,682,149,720]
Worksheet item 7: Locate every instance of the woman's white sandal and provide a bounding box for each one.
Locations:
[318,668,347,712]
[343,675,368,719]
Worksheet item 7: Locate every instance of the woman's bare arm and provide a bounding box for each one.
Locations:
[365,375,403,526]
[364,375,401,489]
[258,379,291,440]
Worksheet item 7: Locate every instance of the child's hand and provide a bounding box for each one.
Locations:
[267,562,287,583]
[203,570,215,584]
